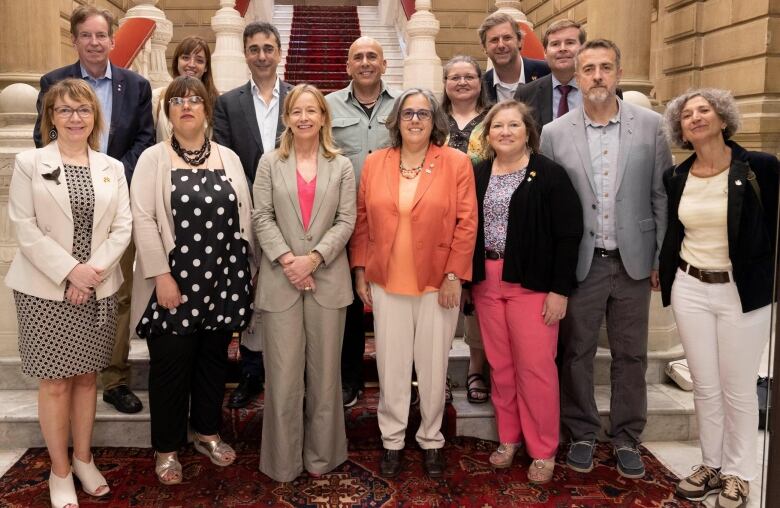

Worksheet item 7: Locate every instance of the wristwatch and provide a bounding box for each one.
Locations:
[446,272,458,281]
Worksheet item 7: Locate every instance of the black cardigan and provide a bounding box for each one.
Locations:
[470,153,583,296]
[659,140,779,312]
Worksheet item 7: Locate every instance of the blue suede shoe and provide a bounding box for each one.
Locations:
[566,440,595,473]
[614,444,645,479]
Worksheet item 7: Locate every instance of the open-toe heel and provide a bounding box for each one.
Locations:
[193,434,235,467]
[154,452,183,485]
[49,468,78,508]
[72,454,109,497]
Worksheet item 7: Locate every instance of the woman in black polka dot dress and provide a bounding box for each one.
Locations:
[130,77,255,485]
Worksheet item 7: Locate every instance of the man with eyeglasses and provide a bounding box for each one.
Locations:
[326,36,398,408]
[33,5,154,415]
[213,21,293,409]
[478,12,550,104]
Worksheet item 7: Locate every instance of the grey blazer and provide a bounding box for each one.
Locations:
[540,100,671,282]
[252,148,356,312]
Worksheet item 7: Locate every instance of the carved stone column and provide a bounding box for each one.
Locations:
[587,0,653,96]
[0,0,60,91]
[0,84,37,355]
[120,0,173,88]
[211,0,248,94]
[402,0,442,96]
[494,0,533,30]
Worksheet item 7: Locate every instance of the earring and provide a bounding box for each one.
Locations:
[49,128,58,141]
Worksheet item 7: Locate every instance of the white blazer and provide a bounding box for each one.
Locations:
[4,141,132,300]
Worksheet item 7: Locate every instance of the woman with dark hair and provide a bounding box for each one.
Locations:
[131,76,255,485]
[351,88,477,479]
[6,78,131,507]
[660,88,778,507]
[469,100,581,482]
[152,36,219,141]
[442,55,491,405]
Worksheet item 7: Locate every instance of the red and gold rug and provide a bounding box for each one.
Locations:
[0,438,699,507]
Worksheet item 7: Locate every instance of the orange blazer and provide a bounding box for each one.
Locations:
[350,144,477,290]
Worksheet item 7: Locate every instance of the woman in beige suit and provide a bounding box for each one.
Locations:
[5,78,131,508]
[253,83,356,482]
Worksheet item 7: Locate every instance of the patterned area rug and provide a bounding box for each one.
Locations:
[0,438,699,507]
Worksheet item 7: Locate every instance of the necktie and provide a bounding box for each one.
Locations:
[557,85,572,118]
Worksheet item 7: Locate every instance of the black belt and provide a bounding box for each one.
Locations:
[485,250,504,260]
[594,248,619,258]
[679,260,730,284]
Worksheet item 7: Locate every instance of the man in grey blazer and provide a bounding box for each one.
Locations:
[212,21,293,409]
[540,39,671,479]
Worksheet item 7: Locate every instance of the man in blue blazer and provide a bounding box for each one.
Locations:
[33,5,154,414]
[540,39,671,480]
[478,12,550,104]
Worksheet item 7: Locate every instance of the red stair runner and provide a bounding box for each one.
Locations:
[284,5,358,93]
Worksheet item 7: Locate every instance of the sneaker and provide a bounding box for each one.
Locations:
[716,475,749,508]
[342,384,361,408]
[566,440,595,473]
[614,444,645,479]
[676,464,721,501]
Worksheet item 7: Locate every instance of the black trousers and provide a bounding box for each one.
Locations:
[147,330,232,452]
[340,277,366,389]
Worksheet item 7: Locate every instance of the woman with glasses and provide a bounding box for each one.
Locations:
[152,36,218,141]
[442,55,492,405]
[131,76,255,485]
[470,100,581,482]
[351,88,477,479]
[6,78,131,508]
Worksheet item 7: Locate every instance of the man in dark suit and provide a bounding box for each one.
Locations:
[478,12,550,104]
[515,19,585,129]
[33,5,154,414]
[212,21,292,408]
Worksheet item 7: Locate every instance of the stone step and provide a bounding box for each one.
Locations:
[0,382,695,449]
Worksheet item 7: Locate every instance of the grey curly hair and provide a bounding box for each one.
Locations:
[663,88,741,150]
[385,88,449,148]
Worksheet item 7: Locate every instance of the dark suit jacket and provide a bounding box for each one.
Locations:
[212,80,294,187]
[34,62,154,184]
[482,57,550,103]
[659,140,779,313]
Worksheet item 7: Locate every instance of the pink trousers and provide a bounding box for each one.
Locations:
[471,259,560,459]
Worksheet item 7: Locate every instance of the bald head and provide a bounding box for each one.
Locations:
[346,37,387,92]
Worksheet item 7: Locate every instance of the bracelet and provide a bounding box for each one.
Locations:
[308,251,322,273]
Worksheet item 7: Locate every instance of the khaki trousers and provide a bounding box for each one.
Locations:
[259,294,348,482]
[101,242,134,390]
[371,284,459,450]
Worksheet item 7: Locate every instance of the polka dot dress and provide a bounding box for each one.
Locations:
[136,169,252,338]
[14,164,118,379]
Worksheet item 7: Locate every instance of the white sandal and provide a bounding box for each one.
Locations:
[72,454,109,497]
[49,468,78,508]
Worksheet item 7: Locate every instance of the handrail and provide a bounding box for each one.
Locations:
[235,0,250,16]
[519,24,545,60]
[400,0,415,19]
[109,17,156,68]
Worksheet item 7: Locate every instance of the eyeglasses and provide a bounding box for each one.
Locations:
[446,75,478,83]
[168,96,205,107]
[400,109,432,121]
[53,106,94,119]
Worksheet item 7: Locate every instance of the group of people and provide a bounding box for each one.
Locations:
[6,6,777,508]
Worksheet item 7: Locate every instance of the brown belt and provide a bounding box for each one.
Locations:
[679,260,730,284]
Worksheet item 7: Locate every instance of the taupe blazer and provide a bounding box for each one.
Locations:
[5,142,132,300]
[129,141,257,331]
[252,148,356,312]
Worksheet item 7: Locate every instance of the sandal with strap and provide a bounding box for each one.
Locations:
[154,452,182,485]
[49,468,78,508]
[445,376,453,404]
[466,373,490,404]
[193,434,236,467]
[527,457,556,483]
[72,453,109,497]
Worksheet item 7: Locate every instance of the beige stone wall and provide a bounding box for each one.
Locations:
[431,0,493,69]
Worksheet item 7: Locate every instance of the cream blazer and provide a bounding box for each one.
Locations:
[5,142,132,300]
[129,141,257,331]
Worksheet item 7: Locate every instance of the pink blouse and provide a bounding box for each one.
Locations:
[297,170,316,230]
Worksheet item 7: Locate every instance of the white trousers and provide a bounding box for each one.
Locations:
[671,268,770,480]
[371,283,459,450]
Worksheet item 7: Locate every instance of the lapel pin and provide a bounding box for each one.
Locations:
[103,176,111,183]
[42,167,61,185]
[735,180,742,186]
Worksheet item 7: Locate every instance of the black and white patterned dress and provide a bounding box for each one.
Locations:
[136,169,252,338]
[14,164,118,379]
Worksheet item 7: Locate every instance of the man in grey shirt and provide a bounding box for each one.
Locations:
[326,36,398,407]
[540,39,671,480]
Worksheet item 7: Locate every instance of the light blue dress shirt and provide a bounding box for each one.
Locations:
[80,63,112,154]
[584,106,620,251]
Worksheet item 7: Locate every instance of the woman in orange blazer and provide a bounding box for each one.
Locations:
[351,88,477,479]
